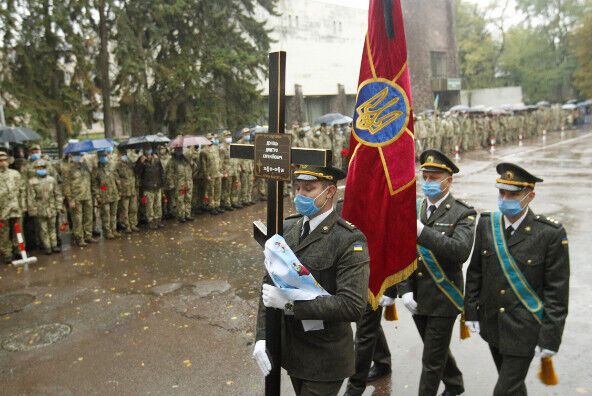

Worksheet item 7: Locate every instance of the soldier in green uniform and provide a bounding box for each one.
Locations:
[398,149,476,396]
[135,144,165,229]
[0,151,26,263]
[92,151,120,239]
[465,163,570,396]
[63,153,96,246]
[238,129,255,206]
[201,133,223,215]
[27,160,63,254]
[219,131,235,211]
[116,148,139,233]
[166,146,194,222]
[253,165,370,396]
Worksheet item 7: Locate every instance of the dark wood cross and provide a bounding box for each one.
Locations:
[230,51,332,396]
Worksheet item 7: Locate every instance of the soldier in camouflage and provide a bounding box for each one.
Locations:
[116,148,139,233]
[92,151,120,239]
[27,159,63,254]
[166,145,194,222]
[219,130,237,211]
[202,133,223,215]
[63,153,96,247]
[0,151,25,263]
[238,129,255,206]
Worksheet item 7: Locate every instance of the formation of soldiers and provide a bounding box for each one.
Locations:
[413,105,571,156]
[0,128,279,263]
[287,121,350,170]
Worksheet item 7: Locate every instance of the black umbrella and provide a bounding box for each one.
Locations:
[0,126,42,143]
[119,134,170,148]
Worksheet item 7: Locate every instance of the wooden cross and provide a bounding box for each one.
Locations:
[230,51,332,396]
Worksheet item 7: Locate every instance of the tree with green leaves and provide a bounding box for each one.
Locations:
[572,7,592,98]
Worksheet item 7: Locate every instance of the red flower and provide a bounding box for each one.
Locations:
[0,223,3,229]
[141,195,147,205]
[341,148,349,158]
[100,185,107,191]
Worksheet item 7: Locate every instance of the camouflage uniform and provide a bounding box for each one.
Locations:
[219,134,235,210]
[166,151,194,221]
[190,146,206,212]
[27,161,63,253]
[238,135,255,206]
[116,155,138,232]
[159,147,173,219]
[135,154,165,228]
[63,160,94,245]
[92,158,120,239]
[0,152,25,262]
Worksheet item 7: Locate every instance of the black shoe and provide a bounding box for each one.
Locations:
[185,216,195,221]
[52,246,61,253]
[217,208,225,213]
[367,364,391,382]
[44,248,52,255]
[178,217,186,223]
[224,206,234,211]
[157,222,165,228]
[232,204,242,209]
[211,209,221,215]
[440,391,463,396]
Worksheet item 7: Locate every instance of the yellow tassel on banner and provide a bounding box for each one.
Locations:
[384,304,398,321]
[460,313,471,340]
[538,357,559,386]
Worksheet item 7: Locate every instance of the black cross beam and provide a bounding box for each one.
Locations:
[230,51,332,396]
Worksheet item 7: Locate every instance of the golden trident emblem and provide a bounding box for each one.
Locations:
[355,87,403,135]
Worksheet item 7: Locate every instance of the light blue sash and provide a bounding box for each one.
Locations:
[490,211,543,323]
[416,199,464,312]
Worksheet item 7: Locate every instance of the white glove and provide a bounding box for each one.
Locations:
[252,340,271,376]
[416,219,424,237]
[535,346,557,358]
[465,320,480,334]
[262,284,293,311]
[379,295,396,307]
[401,292,418,315]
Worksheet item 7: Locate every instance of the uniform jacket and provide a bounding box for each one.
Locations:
[63,163,92,202]
[0,167,25,219]
[398,194,476,317]
[465,209,570,357]
[116,160,136,197]
[92,163,120,204]
[200,145,221,178]
[135,156,164,191]
[256,210,370,381]
[166,156,193,191]
[27,175,62,218]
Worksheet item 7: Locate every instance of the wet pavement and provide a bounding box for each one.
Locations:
[0,128,590,395]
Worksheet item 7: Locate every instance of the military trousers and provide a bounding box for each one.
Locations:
[413,314,464,396]
[0,217,19,260]
[175,184,193,219]
[347,304,392,394]
[206,177,221,209]
[252,177,267,201]
[144,189,162,223]
[118,195,137,231]
[489,345,533,396]
[35,216,58,249]
[193,177,207,210]
[221,176,232,208]
[72,199,93,242]
[290,377,343,396]
[99,200,118,237]
[230,176,240,205]
[240,172,253,204]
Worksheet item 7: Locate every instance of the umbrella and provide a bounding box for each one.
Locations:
[315,113,345,125]
[561,103,577,110]
[536,101,551,107]
[119,134,170,148]
[0,126,42,143]
[449,104,470,112]
[250,125,268,134]
[63,138,115,154]
[566,99,577,105]
[169,135,211,148]
[330,115,353,125]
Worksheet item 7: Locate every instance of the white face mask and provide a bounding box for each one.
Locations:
[224,137,232,144]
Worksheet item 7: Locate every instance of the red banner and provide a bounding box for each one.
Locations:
[343,0,417,309]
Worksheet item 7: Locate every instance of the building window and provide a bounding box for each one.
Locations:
[430,51,447,78]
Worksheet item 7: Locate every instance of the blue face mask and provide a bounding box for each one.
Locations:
[145,149,153,155]
[421,177,449,200]
[498,195,529,217]
[30,153,41,161]
[244,135,251,142]
[120,155,128,162]
[36,169,47,177]
[294,186,330,217]
[106,146,114,154]
[99,156,109,164]
[212,139,219,145]
[72,155,81,163]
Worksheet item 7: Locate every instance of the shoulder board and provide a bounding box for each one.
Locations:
[455,198,473,209]
[337,218,357,232]
[285,213,303,220]
[535,215,562,228]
